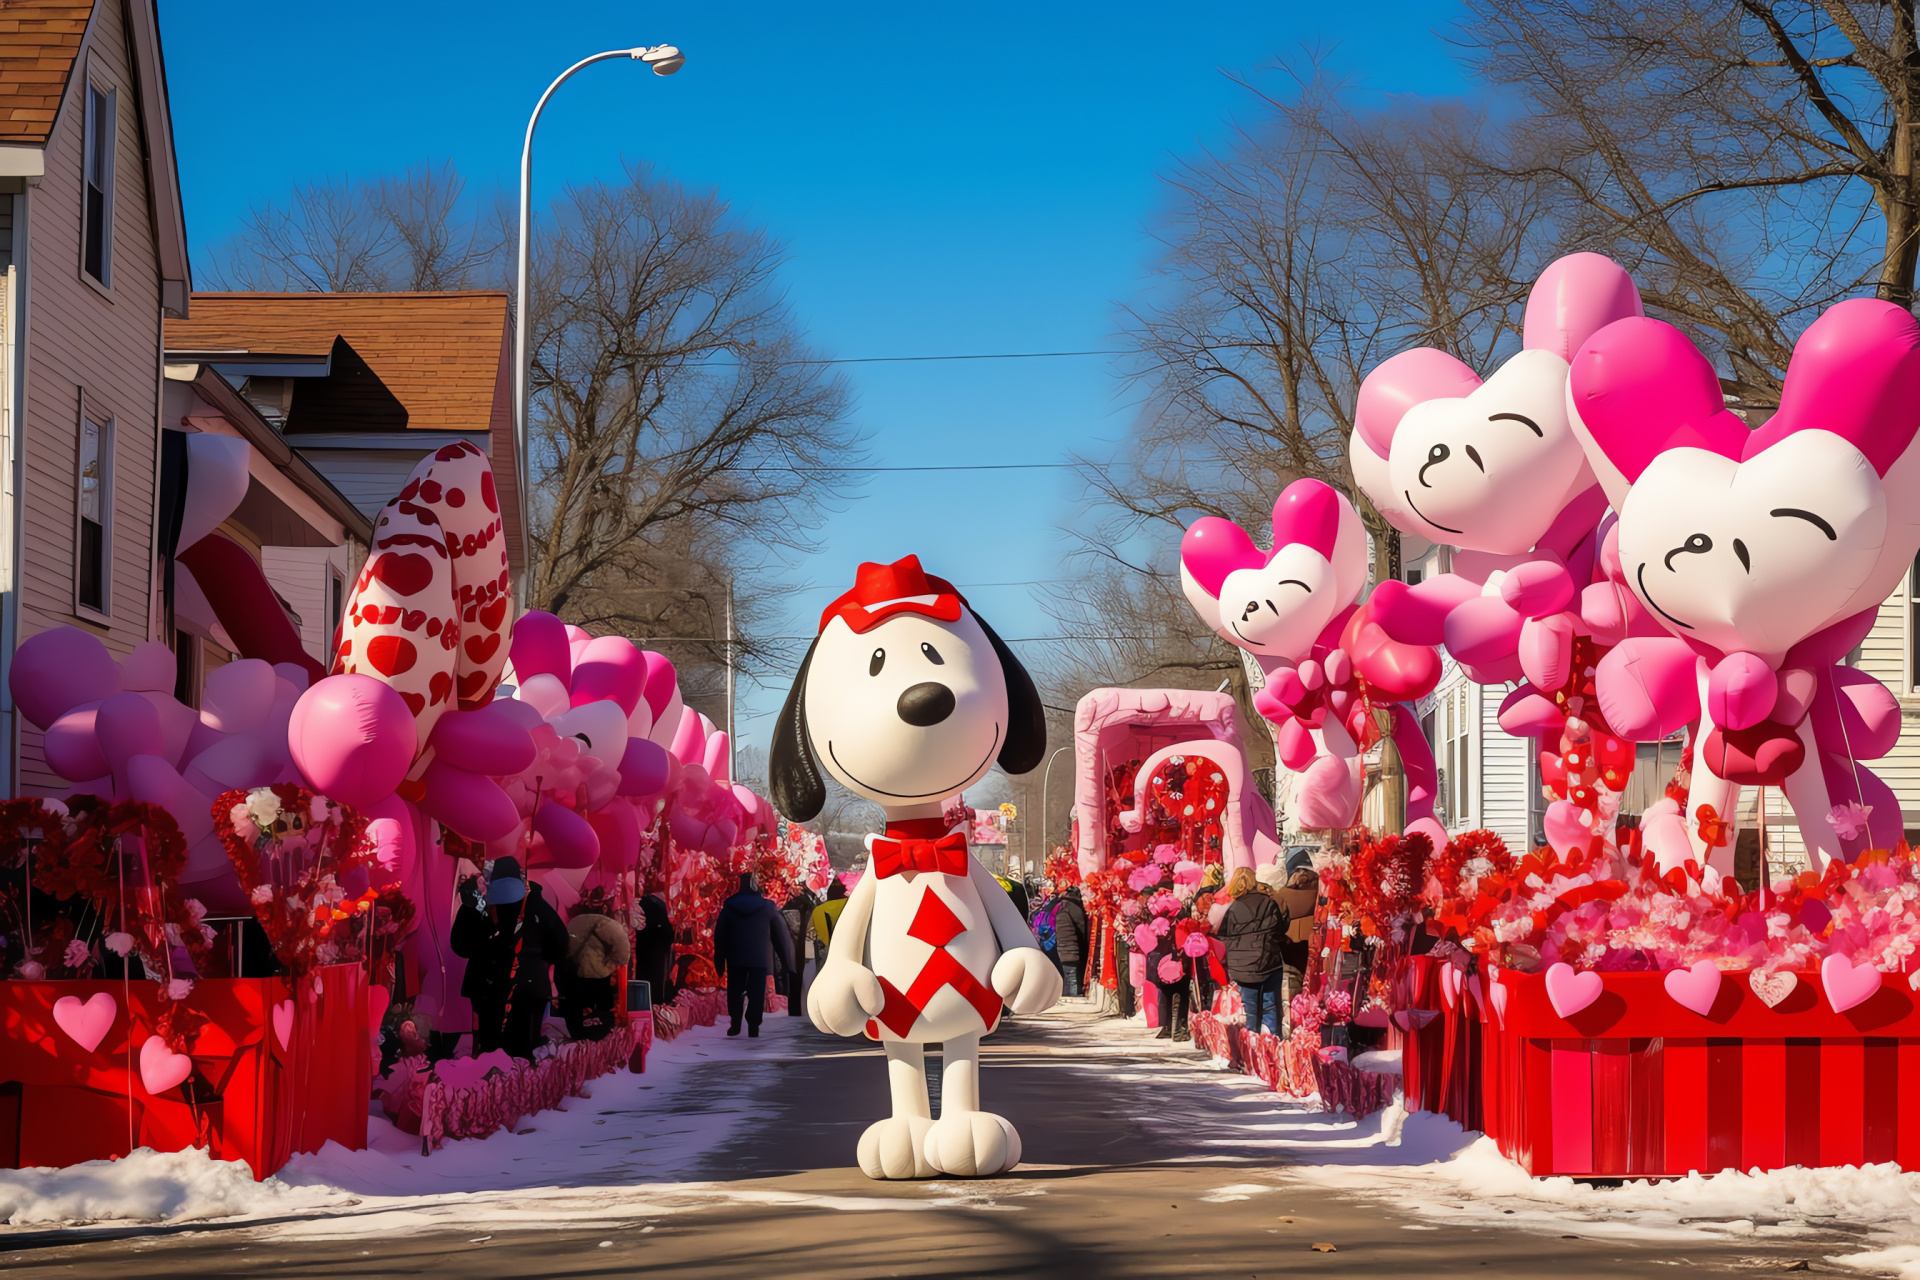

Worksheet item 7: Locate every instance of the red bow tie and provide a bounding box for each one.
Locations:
[872,831,969,879]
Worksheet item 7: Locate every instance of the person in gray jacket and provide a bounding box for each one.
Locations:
[712,873,795,1038]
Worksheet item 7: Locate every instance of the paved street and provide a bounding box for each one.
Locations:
[0,1005,1863,1278]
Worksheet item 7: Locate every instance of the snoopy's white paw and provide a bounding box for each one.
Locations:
[856,1115,935,1180]
[922,1111,1021,1177]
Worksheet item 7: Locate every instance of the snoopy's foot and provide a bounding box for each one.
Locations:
[856,1115,935,1180]
[923,1111,1021,1177]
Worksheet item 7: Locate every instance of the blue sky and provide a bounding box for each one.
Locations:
[159,0,1468,753]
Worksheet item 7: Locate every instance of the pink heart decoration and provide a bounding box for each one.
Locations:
[1438,964,1461,1011]
[1489,982,1509,1028]
[1821,954,1883,1014]
[138,1035,193,1096]
[1544,962,1603,1018]
[51,992,116,1053]
[367,984,392,1033]
[1749,969,1798,1009]
[1663,960,1722,1016]
[1543,800,1595,858]
[1465,974,1483,1012]
[272,999,295,1051]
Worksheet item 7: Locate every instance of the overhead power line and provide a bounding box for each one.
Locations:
[709,349,1130,368]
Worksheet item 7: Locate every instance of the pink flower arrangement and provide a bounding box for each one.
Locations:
[1172,861,1204,886]
[1152,844,1180,866]
[1157,956,1185,983]
[1147,891,1182,917]
[1128,864,1166,892]
[1134,923,1158,952]
[1181,932,1211,958]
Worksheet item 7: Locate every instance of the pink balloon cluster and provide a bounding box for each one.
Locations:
[9,627,312,912]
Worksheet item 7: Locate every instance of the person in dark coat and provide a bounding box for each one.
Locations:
[712,873,795,1037]
[1217,867,1290,1035]
[780,889,814,1018]
[450,856,570,1061]
[631,891,674,1010]
[1052,887,1089,998]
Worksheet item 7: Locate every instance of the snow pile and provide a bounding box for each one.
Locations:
[0,1147,343,1226]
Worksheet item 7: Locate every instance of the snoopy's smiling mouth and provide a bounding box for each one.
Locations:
[828,725,1001,799]
[1228,619,1268,649]
[1635,562,1694,631]
[1404,489,1465,535]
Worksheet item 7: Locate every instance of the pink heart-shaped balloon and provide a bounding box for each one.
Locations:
[272,999,295,1051]
[139,1035,193,1096]
[1489,981,1509,1028]
[1821,954,1882,1014]
[1544,962,1603,1018]
[1749,969,1798,1008]
[52,992,117,1053]
[1663,959,1722,1016]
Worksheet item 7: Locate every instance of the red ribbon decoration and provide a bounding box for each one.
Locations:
[871,831,969,879]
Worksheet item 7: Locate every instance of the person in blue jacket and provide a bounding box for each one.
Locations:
[712,873,796,1038]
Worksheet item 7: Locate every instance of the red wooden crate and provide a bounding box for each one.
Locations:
[0,965,369,1179]
[1470,968,1920,1176]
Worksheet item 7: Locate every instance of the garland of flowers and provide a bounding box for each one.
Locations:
[10,796,211,1002]
[1420,828,1516,945]
[1043,846,1081,889]
[213,785,380,977]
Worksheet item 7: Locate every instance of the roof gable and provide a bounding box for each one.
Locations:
[0,1,92,145]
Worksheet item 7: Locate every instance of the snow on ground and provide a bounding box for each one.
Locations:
[1074,1014,1920,1278]
[0,1018,824,1237]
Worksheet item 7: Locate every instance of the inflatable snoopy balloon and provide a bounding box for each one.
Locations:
[770,555,1058,1180]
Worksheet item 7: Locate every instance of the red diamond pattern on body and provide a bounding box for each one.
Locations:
[907,889,966,947]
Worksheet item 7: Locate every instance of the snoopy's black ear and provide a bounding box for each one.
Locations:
[769,634,826,822]
[976,611,1046,775]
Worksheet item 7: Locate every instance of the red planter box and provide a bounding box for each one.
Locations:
[0,965,369,1179]
[1406,962,1920,1177]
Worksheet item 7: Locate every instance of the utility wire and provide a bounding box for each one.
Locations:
[708,349,1129,368]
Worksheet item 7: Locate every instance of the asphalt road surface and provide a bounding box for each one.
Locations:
[0,1005,1864,1278]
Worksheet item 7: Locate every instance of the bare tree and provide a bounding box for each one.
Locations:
[524,167,859,688]
[1465,0,1920,403]
[202,162,501,292]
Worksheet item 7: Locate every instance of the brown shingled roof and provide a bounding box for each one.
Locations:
[0,1,94,146]
[165,291,511,434]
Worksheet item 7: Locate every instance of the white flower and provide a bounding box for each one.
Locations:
[309,795,331,824]
[166,978,193,1001]
[14,961,44,980]
[184,898,207,924]
[41,798,67,818]
[104,932,134,957]
[245,789,283,831]
[250,884,274,906]
[62,938,89,969]
[163,923,182,946]
[228,803,258,839]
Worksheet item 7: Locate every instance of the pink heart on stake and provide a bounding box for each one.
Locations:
[272,999,295,1051]
[1544,962,1603,1018]
[1821,954,1883,1014]
[51,992,116,1053]
[1438,964,1461,1011]
[1663,960,1722,1016]
[1750,969,1798,1009]
[1489,982,1509,1028]
[138,1035,193,1096]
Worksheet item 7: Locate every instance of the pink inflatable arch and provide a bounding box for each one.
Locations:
[1072,687,1281,876]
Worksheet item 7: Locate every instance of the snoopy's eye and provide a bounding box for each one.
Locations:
[920,642,945,665]
[869,648,886,677]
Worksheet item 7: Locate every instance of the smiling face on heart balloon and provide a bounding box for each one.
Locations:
[1569,299,1920,662]
[1349,253,1643,556]
[1179,478,1369,660]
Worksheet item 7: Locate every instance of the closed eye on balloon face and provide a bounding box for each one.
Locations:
[1488,412,1543,438]
[1771,507,1837,540]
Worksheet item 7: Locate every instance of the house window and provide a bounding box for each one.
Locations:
[1910,553,1920,691]
[76,409,111,614]
[81,80,114,286]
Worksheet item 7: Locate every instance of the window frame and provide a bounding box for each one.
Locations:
[79,68,115,292]
[73,398,113,623]
[1908,553,1919,694]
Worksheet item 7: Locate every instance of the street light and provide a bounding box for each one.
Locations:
[1039,744,1071,861]
[514,43,684,604]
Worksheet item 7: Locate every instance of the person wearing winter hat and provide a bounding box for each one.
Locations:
[560,888,631,1042]
[451,855,570,1061]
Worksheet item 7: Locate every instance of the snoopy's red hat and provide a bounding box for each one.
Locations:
[820,554,967,635]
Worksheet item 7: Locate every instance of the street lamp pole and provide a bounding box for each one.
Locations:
[515,43,683,605]
[1040,744,1070,859]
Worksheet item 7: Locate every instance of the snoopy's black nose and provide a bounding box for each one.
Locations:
[897,682,955,727]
